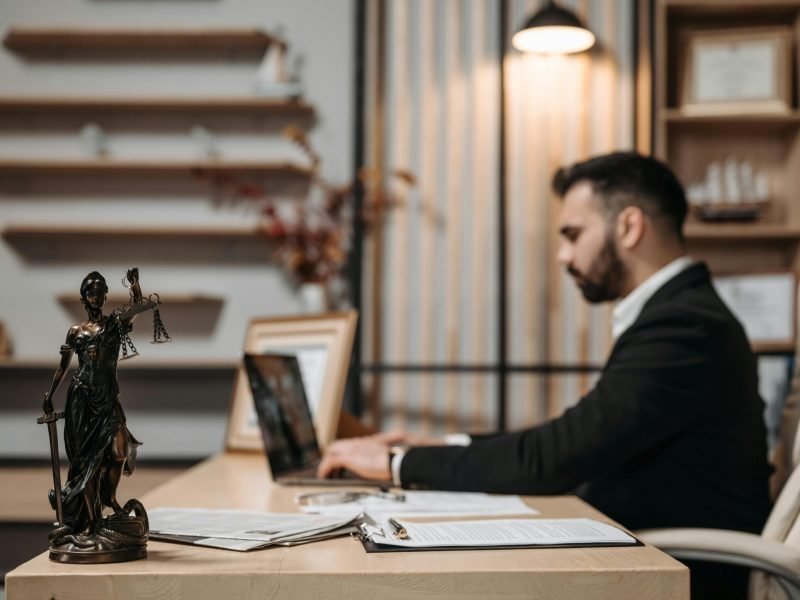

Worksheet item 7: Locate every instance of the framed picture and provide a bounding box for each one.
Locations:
[225,310,358,452]
[679,26,792,116]
[713,272,796,353]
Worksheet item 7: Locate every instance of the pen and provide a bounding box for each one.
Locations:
[387,518,408,539]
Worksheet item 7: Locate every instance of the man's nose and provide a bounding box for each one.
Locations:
[556,243,572,266]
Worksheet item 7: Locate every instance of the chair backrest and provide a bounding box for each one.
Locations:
[751,458,800,600]
[762,459,800,549]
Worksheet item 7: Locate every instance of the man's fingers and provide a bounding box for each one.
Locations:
[316,454,342,478]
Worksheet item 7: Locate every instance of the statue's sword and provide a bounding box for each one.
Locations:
[36,410,66,526]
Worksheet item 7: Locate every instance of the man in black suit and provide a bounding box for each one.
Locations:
[319,152,772,597]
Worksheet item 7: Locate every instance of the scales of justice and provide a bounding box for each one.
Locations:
[37,268,171,563]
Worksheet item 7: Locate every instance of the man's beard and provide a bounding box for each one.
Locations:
[567,234,627,304]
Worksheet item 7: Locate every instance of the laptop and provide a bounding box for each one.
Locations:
[243,352,391,487]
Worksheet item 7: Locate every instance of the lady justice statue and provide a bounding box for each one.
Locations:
[37,268,170,563]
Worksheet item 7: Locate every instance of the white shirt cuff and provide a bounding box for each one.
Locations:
[390,434,472,487]
[444,432,472,446]
[390,448,406,487]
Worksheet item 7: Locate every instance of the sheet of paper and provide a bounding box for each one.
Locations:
[149,507,360,543]
[369,518,635,548]
[300,491,537,519]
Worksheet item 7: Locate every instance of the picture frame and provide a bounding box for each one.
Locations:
[225,310,358,452]
[679,26,792,116]
[713,272,797,353]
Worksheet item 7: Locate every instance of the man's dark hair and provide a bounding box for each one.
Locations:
[552,152,688,241]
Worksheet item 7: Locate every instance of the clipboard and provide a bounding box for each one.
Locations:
[355,522,643,553]
[358,536,643,553]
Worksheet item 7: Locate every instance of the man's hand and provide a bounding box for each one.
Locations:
[317,436,392,481]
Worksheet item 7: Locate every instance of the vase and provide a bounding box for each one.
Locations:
[298,282,327,313]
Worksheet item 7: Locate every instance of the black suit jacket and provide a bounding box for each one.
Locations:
[401,263,772,533]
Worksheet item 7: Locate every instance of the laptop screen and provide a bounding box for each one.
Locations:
[243,353,321,477]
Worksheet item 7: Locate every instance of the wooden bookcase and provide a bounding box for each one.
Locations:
[652,0,800,274]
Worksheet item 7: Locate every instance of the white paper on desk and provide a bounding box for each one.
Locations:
[369,518,635,548]
[149,507,361,543]
[300,491,537,519]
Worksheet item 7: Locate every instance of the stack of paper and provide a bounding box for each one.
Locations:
[299,490,538,521]
[148,507,361,551]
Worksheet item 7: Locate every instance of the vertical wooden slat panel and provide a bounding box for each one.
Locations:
[444,0,465,431]
[360,0,384,426]
[468,0,482,428]
[417,0,437,434]
[383,0,410,429]
[366,0,637,432]
[431,0,449,434]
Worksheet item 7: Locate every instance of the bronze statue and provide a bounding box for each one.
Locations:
[38,268,170,563]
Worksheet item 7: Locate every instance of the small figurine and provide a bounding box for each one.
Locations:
[37,268,170,563]
[79,123,108,158]
[253,26,303,98]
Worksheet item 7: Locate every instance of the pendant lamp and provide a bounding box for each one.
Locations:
[511,0,596,54]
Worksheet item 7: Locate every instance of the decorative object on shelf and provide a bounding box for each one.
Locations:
[298,281,328,313]
[253,26,303,99]
[679,26,792,116]
[0,320,11,358]
[79,123,108,158]
[193,125,414,307]
[37,267,171,564]
[190,125,220,160]
[686,158,770,221]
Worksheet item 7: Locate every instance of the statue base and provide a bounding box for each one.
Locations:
[49,545,147,564]
[48,499,149,564]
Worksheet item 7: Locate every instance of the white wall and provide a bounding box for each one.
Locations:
[0,0,355,363]
[0,0,354,459]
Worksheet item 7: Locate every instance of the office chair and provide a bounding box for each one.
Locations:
[637,447,800,599]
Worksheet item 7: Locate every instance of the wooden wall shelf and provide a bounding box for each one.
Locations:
[2,225,274,264]
[684,224,800,241]
[57,293,226,335]
[0,97,314,116]
[662,109,800,126]
[3,27,285,54]
[0,159,311,178]
[0,358,237,371]
[57,291,222,307]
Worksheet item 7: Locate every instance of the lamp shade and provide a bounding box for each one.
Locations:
[511,2,595,54]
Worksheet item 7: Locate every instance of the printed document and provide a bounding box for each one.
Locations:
[368,517,636,548]
[149,507,361,551]
[300,490,537,519]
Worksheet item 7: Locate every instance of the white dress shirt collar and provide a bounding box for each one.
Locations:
[612,256,695,340]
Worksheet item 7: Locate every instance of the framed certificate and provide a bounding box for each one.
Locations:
[225,310,358,452]
[680,27,792,115]
[713,272,796,353]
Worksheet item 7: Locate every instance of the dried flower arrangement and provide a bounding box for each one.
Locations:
[194,126,415,306]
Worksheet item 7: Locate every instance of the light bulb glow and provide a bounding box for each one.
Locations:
[512,25,595,54]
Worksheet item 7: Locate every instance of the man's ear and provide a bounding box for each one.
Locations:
[616,206,645,249]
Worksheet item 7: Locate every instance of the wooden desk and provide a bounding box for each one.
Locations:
[5,453,689,599]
